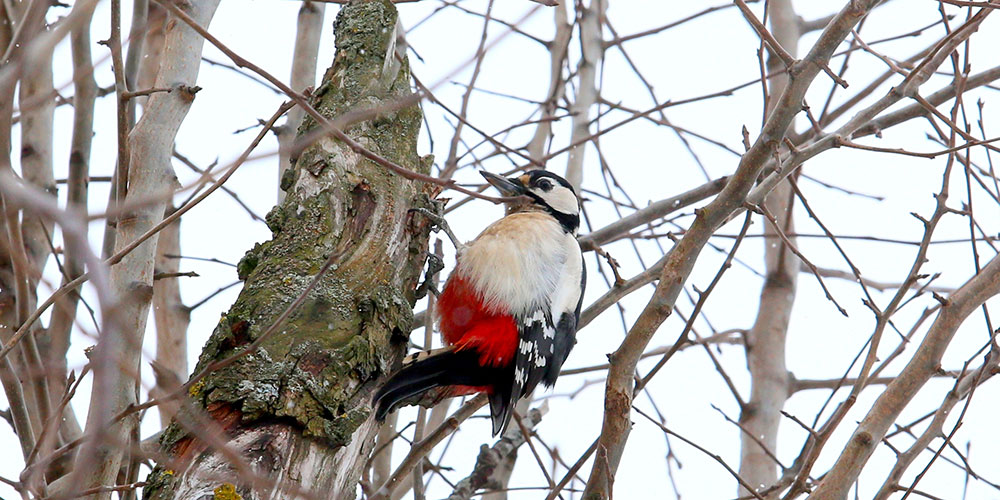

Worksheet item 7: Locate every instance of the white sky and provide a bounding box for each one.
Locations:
[4,0,1000,499]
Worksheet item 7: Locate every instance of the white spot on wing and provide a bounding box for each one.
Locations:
[514,367,526,384]
[543,325,556,339]
[519,339,532,354]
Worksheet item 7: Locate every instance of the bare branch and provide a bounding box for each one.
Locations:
[564,0,605,190]
[370,395,488,500]
[447,406,546,500]
[807,253,1000,498]
[582,2,886,496]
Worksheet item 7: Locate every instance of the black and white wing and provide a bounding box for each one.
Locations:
[512,307,557,404]
[543,240,586,386]
[483,306,550,436]
[503,237,586,435]
[544,256,585,386]
[512,240,586,399]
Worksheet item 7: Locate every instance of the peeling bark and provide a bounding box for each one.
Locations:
[145,2,433,499]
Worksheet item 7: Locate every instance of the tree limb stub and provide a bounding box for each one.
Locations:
[144,2,434,499]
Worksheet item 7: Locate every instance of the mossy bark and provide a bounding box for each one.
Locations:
[144,1,433,498]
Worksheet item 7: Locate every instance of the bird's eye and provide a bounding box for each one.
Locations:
[536,179,553,192]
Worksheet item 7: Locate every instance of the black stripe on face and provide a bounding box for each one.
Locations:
[523,191,580,233]
[549,209,579,233]
[524,170,577,196]
[519,170,580,233]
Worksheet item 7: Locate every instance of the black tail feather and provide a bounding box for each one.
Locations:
[373,349,507,424]
[488,384,515,436]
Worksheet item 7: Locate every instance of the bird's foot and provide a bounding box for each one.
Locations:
[415,252,445,299]
[409,207,463,249]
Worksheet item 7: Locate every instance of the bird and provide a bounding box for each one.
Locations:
[373,169,586,436]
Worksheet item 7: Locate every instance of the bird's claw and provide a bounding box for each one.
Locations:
[415,252,445,300]
[410,207,462,249]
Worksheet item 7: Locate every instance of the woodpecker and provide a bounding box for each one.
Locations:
[374,170,586,436]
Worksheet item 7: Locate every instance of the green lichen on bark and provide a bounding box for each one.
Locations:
[146,1,434,498]
[192,0,424,442]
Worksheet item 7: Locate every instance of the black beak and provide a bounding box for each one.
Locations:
[480,171,525,196]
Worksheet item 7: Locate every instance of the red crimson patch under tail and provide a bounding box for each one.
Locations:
[437,274,518,367]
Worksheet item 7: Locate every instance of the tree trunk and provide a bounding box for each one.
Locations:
[143,1,432,498]
[738,1,799,496]
[151,207,189,427]
[73,0,219,496]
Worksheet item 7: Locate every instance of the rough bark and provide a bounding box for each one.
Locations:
[144,1,433,498]
[738,1,799,496]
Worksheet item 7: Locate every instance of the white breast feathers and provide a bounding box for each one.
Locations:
[458,212,576,316]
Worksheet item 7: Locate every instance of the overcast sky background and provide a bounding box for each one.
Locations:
[4,0,1000,498]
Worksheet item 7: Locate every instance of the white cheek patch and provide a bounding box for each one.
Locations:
[535,187,579,216]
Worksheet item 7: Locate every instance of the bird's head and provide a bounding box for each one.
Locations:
[480,170,581,234]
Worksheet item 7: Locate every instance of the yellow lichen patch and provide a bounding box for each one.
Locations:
[213,483,242,500]
[164,469,174,476]
[188,379,206,398]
